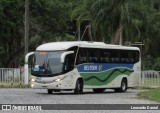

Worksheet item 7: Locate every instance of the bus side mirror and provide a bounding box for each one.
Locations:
[61,51,74,63]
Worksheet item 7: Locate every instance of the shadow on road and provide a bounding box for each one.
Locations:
[36,89,135,95]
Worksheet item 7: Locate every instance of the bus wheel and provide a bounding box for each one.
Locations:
[47,89,53,94]
[114,79,127,92]
[93,88,105,93]
[74,79,83,94]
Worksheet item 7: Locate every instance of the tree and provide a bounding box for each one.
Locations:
[29,0,73,44]
[0,0,74,67]
[90,0,150,44]
[71,0,96,41]
[0,0,160,69]
[0,0,24,67]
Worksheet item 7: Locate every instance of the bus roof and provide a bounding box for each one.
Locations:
[36,41,140,51]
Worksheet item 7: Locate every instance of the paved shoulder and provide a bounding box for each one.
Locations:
[0,89,158,104]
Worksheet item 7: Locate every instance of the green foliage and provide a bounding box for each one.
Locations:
[0,0,160,69]
[0,0,24,67]
[138,88,160,102]
[0,0,75,68]
[144,56,160,71]
[72,0,160,70]
[29,0,74,43]
[152,58,160,71]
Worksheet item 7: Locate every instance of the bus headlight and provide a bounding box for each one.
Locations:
[31,78,35,82]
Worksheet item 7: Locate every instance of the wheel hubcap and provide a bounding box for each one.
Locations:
[78,83,80,91]
[122,82,126,91]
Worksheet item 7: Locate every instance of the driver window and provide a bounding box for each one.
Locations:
[64,54,74,73]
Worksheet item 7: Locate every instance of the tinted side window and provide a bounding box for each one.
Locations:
[76,48,140,64]
[76,48,87,64]
[120,50,129,63]
[99,49,110,63]
[76,48,100,64]
[120,50,140,64]
[133,50,140,63]
[64,54,74,73]
[88,48,98,63]
[110,50,119,63]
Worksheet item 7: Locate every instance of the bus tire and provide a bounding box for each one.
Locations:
[114,78,127,92]
[93,88,105,93]
[74,79,83,94]
[47,89,53,94]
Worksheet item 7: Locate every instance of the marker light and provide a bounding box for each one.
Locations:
[54,79,61,82]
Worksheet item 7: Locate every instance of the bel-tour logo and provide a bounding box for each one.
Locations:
[84,64,103,72]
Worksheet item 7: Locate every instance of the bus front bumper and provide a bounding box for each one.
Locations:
[31,81,74,90]
[31,81,65,89]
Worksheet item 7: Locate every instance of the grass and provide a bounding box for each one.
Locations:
[0,77,31,88]
[0,82,30,88]
[143,77,160,86]
[0,84,30,88]
[138,88,160,102]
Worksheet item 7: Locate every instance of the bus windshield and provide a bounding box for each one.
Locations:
[31,51,64,77]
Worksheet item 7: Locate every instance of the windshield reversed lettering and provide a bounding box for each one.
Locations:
[84,65,98,71]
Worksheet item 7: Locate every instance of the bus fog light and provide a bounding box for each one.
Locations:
[31,84,34,87]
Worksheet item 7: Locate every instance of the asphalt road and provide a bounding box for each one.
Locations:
[0,88,159,113]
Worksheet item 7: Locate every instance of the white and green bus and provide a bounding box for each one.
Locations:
[31,41,141,94]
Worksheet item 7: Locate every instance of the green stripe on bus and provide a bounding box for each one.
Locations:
[80,68,134,86]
